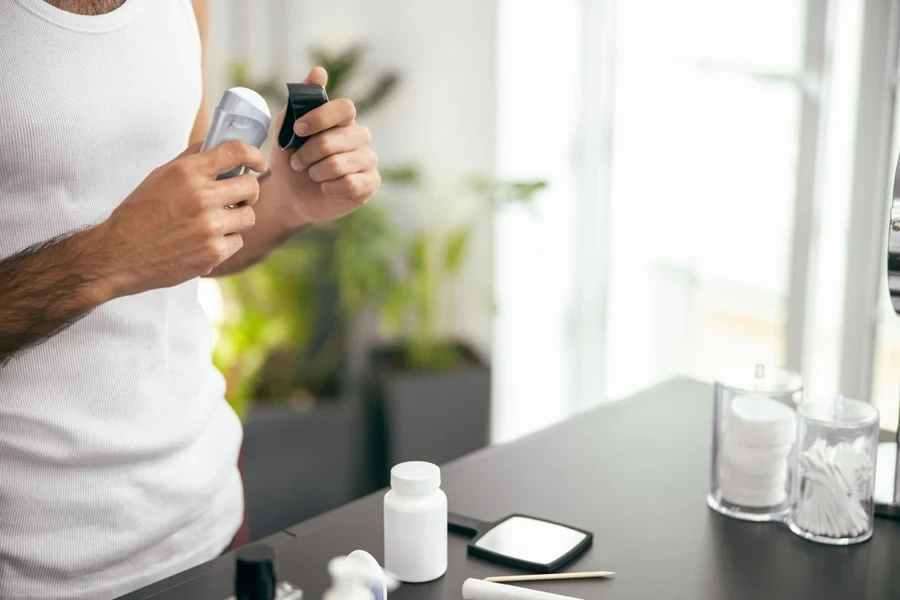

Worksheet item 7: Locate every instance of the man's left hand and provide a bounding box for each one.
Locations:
[269,66,381,227]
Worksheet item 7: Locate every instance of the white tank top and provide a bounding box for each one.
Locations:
[0,2,244,598]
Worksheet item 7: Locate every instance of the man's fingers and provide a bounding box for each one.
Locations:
[320,171,381,204]
[214,234,245,265]
[217,205,257,236]
[307,148,378,183]
[213,172,261,208]
[303,66,328,88]
[272,105,287,140]
[293,98,356,138]
[290,125,371,171]
[202,140,267,177]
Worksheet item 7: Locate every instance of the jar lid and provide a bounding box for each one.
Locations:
[235,545,278,600]
[716,364,802,396]
[798,396,880,428]
[391,461,441,495]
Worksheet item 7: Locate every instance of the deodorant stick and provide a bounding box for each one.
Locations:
[201,86,271,180]
[383,461,448,583]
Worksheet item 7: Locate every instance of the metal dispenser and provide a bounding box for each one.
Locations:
[876,152,900,518]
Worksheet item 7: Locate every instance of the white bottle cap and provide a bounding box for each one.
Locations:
[391,461,441,495]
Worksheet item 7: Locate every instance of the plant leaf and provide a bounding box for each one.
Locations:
[310,47,331,69]
[380,283,413,336]
[313,45,365,98]
[380,165,421,185]
[230,62,251,87]
[410,234,429,272]
[443,228,469,273]
[355,73,400,115]
[467,173,493,193]
[465,176,547,209]
[509,180,547,203]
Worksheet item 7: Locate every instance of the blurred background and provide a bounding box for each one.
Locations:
[198,0,900,541]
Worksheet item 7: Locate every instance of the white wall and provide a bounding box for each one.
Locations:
[205,0,500,356]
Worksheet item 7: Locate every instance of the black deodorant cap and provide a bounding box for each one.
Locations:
[278,83,329,150]
[235,545,278,600]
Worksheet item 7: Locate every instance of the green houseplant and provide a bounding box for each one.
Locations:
[365,176,545,484]
[379,176,547,369]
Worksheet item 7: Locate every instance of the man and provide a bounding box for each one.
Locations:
[0,0,380,598]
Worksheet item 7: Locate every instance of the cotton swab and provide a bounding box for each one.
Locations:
[793,435,873,539]
[485,571,615,583]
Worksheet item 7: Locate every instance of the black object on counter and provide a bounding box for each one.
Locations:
[235,545,278,600]
[448,512,592,573]
[278,83,329,150]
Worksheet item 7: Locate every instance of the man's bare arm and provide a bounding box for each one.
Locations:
[0,140,267,367]
[0,229,113,366]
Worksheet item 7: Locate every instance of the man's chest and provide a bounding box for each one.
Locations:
[41,0,128,16]
[0,36,200,179]
[0,0,202,239]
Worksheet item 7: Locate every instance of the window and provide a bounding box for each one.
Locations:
[494,0,898,439]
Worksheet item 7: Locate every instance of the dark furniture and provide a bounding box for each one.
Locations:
[242,402,363,540]
[367,343,491,488]
[119,378,900,600]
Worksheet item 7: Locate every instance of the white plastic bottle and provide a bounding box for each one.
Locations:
[383,461,448,583]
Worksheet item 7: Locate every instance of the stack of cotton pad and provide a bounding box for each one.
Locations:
[719,394,796,508]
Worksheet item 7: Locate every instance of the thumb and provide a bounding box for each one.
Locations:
[303,66,328,88]
[272,105,287,136]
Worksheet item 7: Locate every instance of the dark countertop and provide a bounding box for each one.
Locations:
[120,378,900,600]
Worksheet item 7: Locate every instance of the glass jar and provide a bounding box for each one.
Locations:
[708,364,803,522]
[787,396,879,545]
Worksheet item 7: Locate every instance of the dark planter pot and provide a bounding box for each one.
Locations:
[365,343,491,487]
[241,400,362,541]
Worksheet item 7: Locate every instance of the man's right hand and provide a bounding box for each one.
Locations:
[0,140,266,365]
[92,140,267,299]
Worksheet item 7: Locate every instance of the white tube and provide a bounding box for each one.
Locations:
[462,579,584,600]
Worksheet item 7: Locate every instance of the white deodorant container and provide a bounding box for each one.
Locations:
[383,461,448,583]
[201,86,271,180]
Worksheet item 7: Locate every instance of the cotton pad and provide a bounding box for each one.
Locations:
[720,479,787,508]
[715,394,797,510]
[720,437,793,473]
[718,463,787,488]
[728,395,797,447]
